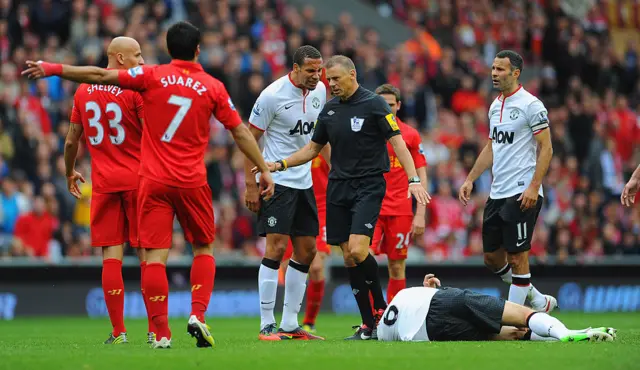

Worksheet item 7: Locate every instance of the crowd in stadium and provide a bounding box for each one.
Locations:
[0,0,639,262]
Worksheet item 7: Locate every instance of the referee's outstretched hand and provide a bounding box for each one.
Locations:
[251,162,278,174]
[408,183,431,205]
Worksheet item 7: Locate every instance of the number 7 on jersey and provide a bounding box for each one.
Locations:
[162,95,192,142]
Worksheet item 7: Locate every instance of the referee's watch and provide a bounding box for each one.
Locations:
[408,176,421,185]
[275,160,287,171]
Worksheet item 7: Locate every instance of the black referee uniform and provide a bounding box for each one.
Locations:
[311,86,401,245]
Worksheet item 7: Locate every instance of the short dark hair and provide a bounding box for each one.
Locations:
[293,45,322,67]
[495,50,524,74]
[166,21,201,61]
[375,84,401,103]
[325,55,355,71]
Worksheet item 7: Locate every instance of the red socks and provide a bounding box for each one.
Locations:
[387,278,406,303]
[140,262,157,333]
[143,263,171,339]
[190,254,216,323]
[303,280,325,325]
[102,258,125,336]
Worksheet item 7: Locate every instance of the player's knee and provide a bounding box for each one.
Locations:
[347,235,370,262]
[292,242,317,265]
[265,235,288,259]
[388,259,406,279]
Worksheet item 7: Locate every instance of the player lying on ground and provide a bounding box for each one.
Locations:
[65,36,156,344]
[23,21,275,349]
[377,274,617,342]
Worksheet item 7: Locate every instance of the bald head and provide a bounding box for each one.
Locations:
[107,37,144,70]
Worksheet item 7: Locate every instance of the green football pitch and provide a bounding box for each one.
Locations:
[1,313,638,370]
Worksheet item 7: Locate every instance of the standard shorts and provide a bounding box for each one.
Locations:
[326,176,386,246]
[138,176,215,249]
[371,215,413,260]
[283,209,330,260]
[91,189,139,247]
[257,184,319,238]
[482,193,543,253]
[426,287,505,341]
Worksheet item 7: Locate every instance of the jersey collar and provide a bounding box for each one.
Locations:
[170,59,204,72]
[287,72,308,94]
[498,84,522,101]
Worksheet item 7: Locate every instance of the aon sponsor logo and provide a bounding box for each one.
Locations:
[492,127,514,144]
[289,120,314,136]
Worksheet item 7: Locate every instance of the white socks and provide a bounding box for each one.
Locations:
[258,259,279,330]
[530,332,558,341]
[528,285,547,308]
[495,263,513,284]
[280,260,309,332]
[508,273,531,305]
[528,312,570,340]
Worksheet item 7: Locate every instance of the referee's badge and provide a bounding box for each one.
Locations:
[351,117,365,132]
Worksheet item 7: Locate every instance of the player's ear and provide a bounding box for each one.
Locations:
[195,44,201,58]
[117,53,124,66]
[396,101,402,112]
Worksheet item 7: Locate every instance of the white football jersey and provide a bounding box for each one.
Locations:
[249,74,327,189]
[377,287,438,342]
[488,86,549,199]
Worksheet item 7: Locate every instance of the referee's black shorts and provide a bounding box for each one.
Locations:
[326,175,386,246]
[426,287,505,341]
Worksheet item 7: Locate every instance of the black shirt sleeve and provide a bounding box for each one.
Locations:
[372,95,401,140]
[311,115,329,145]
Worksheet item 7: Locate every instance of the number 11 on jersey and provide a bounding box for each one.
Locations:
[162,95,192,142]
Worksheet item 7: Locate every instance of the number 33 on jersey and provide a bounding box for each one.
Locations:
[70,83,144,193]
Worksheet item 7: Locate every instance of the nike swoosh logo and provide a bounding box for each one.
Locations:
[360,333,371,340]
[285,104,294,109]
[516,241,527,247]
[260,301,275,305]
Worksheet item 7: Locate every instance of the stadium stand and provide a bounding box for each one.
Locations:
[0,0,638,263]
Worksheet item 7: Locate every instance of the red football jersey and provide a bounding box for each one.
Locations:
[379,118,427,216]
[117,61,242,188]
[70,83,143,193]
[311,155,329,212]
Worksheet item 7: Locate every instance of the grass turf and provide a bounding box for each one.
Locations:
[0,313,638,370]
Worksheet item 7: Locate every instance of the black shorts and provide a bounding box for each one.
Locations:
[257,184,319,237]
[426,287,505,341]
[326,176,385,245]
[482,193,543,253]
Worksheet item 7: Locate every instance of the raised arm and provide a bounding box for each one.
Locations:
[22,61,120,85]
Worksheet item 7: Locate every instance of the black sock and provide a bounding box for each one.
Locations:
[357,254,387,311]
[347,265,374,328]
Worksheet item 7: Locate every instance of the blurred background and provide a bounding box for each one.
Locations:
[0,0,639,267]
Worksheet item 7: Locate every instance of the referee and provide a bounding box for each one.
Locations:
[254,55,430,340]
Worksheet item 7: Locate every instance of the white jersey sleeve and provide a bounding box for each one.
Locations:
[248,92,276,131]
[526,99,549,134]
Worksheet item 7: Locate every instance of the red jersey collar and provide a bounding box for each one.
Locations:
[170,59,204,72]
[498,84,522,101]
